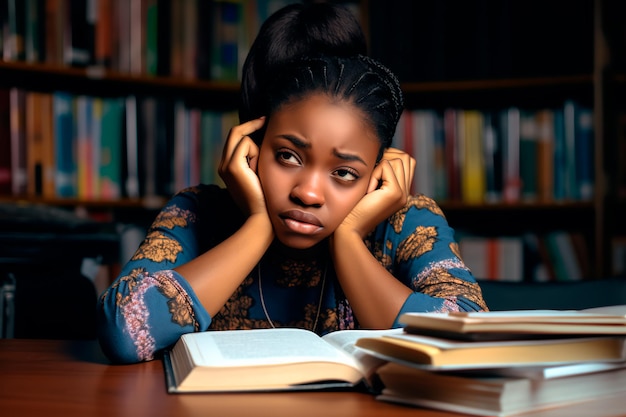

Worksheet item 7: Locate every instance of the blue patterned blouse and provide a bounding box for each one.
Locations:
[97,184,487,363]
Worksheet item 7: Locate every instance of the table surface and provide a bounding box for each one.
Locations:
[1,338,625,417]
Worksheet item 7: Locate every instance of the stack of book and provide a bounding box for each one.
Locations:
[163,306,626,416]
[355,305,626,416]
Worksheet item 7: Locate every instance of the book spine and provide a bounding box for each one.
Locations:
[502,107,521,203]
[6,0,26,61]
[563,100,578,200]
[94,0,113,67]
[39,93,56,198]
[24,0,44,62]
[575,105,594,200]
[91,96,102,198]
[44,0,66,66]
[124,95,140,198]
[443,109,461,201]
[99,97,123,200]
[114,0,130,72]
[210,0,241,81]
[535,109,555,202]
[460,110,485,203]
[53,91,77,198]
[483,111,501,203]
[412,111,435,198]
[144,0,158,75]
[9,88,27,195]
[75,95,94,199]
[25,91,43,196]
[519,110,538,201]
[0,88,11,195]
[128,0,143,74]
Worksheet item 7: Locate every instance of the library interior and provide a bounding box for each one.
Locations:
[1,1,626,416]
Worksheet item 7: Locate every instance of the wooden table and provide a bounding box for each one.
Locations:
[1,339,625,417]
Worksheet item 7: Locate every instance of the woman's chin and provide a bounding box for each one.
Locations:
[273,234,329,254]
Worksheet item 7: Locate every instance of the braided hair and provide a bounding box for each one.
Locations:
[239,2,367,124]
[263,54,404,161]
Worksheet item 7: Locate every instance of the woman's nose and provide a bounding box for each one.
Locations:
[290,172,325,207]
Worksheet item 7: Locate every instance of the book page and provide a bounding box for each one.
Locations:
[322,328,403,376]
[184,328,356,368]
[322,328,404,354]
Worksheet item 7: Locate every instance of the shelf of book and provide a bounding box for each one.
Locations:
[0,0,622,281]
[0,61,240,107]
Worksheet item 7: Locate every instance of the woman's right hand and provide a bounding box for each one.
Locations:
[218,117,267,216]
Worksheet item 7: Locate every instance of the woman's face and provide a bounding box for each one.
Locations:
[258,94,380,249]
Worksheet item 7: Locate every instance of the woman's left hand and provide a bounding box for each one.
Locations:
[337,147,415,239]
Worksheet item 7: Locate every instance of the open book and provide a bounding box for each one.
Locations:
[163,327,400,393]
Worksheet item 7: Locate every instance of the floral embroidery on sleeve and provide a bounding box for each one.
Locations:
[396,225,438,262]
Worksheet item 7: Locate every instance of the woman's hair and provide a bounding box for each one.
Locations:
[264,54,404,161]
[239,2,367,124]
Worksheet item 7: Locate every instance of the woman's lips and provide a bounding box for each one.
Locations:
[280,210,323,234]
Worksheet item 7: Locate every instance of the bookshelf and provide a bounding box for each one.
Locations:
[0,0,623,281]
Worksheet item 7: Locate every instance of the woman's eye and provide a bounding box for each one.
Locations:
[333,168,359,182]
[277,150,301,166]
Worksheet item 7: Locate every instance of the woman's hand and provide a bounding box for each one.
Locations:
[218,117,267,216]
[337,147,416,239]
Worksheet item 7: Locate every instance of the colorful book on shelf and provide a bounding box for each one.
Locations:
[552,107,567,200]
[128,0,145,75]
[460,110,486,203]
[543,231,584,281]
[9,88,27,196]
[6,0,26,61]
[519,110,538,201]
[99,97,124,200]
[24,0,44,63]
[94,0,113,67]
[0,88,11,195]
[124,95,140,198]
[200,111,223,186]
[458,235,523,282]
[44,0,67,66]
[411,110,436,198]
[574,103,594,200]
[53,92,77,198]
[535,108,555,202]
[38,93,55,199]
[75,95,95,199]
[443,108,461,201]
[25,91,44,196]
[164,327,396,393]
[144,0,159,75]
[210,0,242,81]
[500,107,521,203]
[375,360,626,417]
[483,110,503,202]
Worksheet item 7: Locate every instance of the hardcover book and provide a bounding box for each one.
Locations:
[164,328,398,393]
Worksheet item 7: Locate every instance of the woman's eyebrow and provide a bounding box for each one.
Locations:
[280,134,310,149]
[279,134,367,166]
[333,150,367,166]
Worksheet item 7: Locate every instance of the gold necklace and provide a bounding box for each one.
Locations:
[257,261,327,332]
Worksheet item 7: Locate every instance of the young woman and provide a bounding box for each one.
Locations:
[97,9,487,366]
